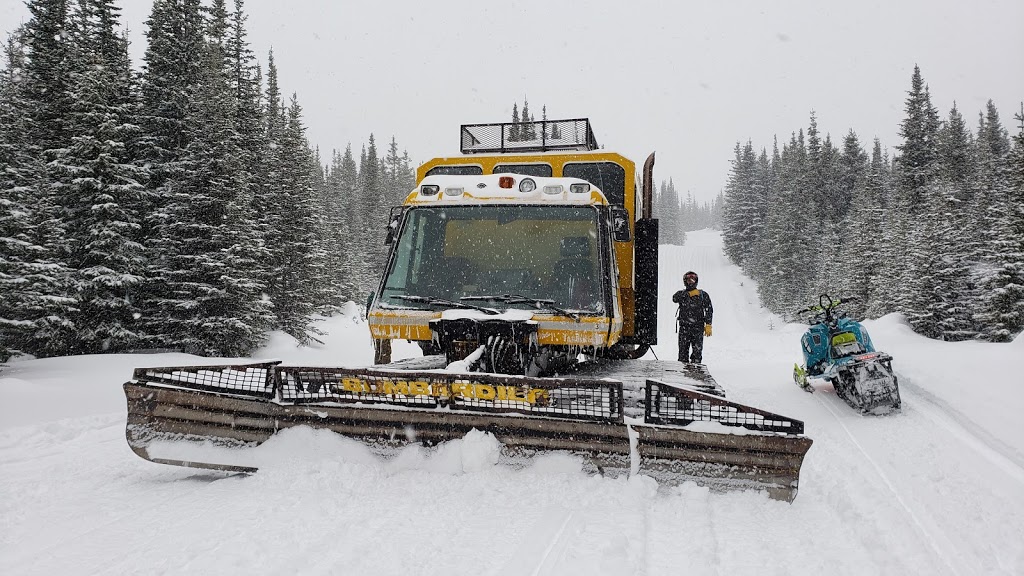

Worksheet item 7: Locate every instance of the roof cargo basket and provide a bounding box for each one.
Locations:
[460,118,599,154]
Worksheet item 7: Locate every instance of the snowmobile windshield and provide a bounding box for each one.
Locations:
[379,205,605,314]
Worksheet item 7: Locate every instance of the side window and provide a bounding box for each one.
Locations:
[563,162,626,207]
[492,164,553,177]
[425,165,483,176]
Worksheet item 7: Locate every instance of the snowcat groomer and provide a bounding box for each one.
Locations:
[793,294,901,414]
[123,118,813,501]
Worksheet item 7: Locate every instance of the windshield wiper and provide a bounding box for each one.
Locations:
[392,295,500,315]
[461,294,580,320]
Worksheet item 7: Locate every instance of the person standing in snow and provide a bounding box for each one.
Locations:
[672,270,713,364]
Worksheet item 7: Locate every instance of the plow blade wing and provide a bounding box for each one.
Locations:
[124,362,812,501]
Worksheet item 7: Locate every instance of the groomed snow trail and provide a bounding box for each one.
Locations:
[1,231,1022,576]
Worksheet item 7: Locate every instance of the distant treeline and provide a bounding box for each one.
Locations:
[0,0,411,362]
[654,179,723,245]
[721,65,1024,342]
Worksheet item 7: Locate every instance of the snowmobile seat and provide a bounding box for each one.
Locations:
[831,332,865,358]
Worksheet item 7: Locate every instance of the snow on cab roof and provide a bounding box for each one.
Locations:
[407,173,607,205]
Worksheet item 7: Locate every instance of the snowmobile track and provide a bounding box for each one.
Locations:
[813,391,967,576]
[898,376,1024,484]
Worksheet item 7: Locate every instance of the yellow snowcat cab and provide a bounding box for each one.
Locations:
[121,118,813,501]
[369,118,657,367]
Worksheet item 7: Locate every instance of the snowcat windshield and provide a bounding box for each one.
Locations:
[380,205,604,313]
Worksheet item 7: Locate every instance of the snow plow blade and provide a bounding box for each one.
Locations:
[124,361,813,501]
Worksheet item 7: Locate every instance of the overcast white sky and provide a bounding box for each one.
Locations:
[2,0,1022,202]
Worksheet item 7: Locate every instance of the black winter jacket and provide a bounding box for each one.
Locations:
[672,289,713,327]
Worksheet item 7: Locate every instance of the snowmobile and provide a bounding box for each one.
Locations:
[123,118,814,501]
[793,294,901,414]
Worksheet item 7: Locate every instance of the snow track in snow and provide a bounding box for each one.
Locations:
[812,390,965,576]
[898,374,1024,483]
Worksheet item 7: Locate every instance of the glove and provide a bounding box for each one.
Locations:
[704,324,712,337]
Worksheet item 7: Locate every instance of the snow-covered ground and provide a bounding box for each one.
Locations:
[2,230,1022,576]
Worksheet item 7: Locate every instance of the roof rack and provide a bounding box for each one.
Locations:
[460,118,599,154]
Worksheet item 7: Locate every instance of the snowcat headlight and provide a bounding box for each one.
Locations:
[420,184,440,196]
[444,187,464,196]
[570,183,591,194]
[519,178,537,193]
[543,185,563,195]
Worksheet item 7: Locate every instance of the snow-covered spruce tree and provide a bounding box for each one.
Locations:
[656,178,682,245]
[721,141,760,266]
[743,143,779,286]
[757,131,816,314]
[164,0,270,355]
[808,220,844,303]
[399,150,416,196]
[975,102,1023,341]
[895,66,941,211]
[356,133,388,296]
[306,145,336,314]
[801,114,849,307]
[521,99,535,141]
[252,48,289,325]
[928,103,979,339]
[827,131,871,316]
[136,0,205,351]
[710,191,725,230]
[825,132,854,226]
[320,149,351,304]
[971,101,1012,262]
[223,0,274,330]
[266,94,328,344]
[334,143,361,301]
[253,55,327,342]
[0,28,38,362]
[382,136,406,208]
[51,0,147,354]
[790,129,827,312]
[8,0,78,357]
[803,112,828,224]
[510,102,520,142]
[225,0,266,236]
[892,65,943,336]
[851,139,892,319]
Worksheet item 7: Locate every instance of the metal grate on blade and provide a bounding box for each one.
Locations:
[279,366,624,423]
[132,361,280,399]
[645,380,805,434]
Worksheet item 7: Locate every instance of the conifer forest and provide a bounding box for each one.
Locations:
[1,0,415,361]
[1,1,1021,366]
[721,66,1024,342]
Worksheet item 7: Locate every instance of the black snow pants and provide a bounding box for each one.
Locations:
[677,323,705,364]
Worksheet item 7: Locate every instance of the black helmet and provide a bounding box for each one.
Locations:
[684,271,698,288]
